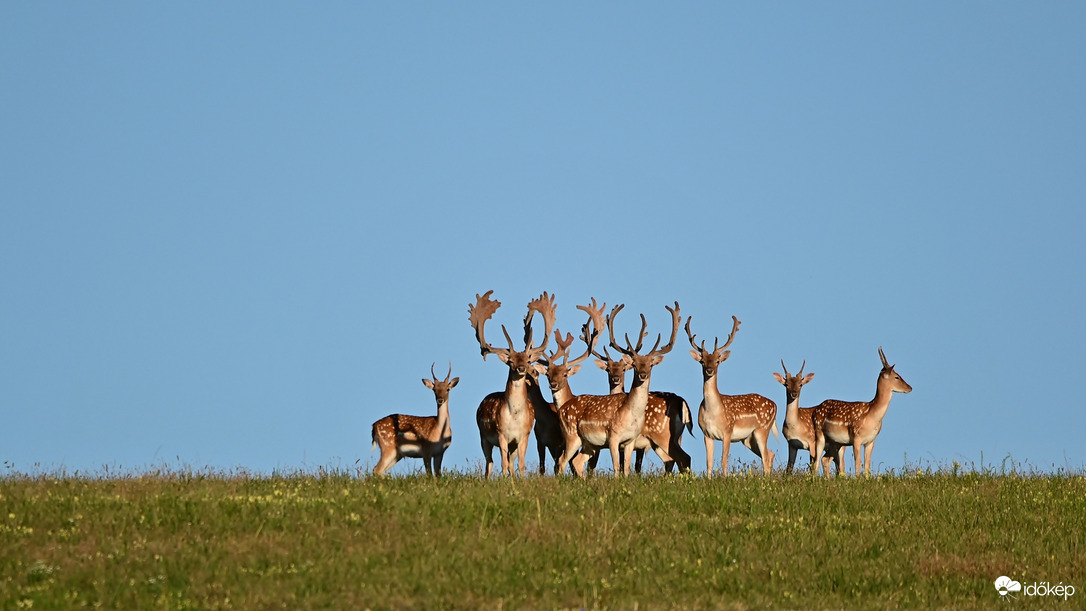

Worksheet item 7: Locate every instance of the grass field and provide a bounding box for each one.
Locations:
[2,463,1083,610]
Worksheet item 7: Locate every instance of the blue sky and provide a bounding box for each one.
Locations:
[3,3,1083,475]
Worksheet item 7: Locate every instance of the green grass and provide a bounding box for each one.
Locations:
[2,466,1083,610]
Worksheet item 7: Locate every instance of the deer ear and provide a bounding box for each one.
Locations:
[621,354,634,366]
[720,350,731,361]
[449,377,460,388]
[689,349,702,362]
[422,378,435,389]
[496,352,512,364]
[652,355,666,366]
[531,363,547,376]
[803,373,815,384]
[595,359,608,370]
[772,372,786,384]
[568,364,582,376]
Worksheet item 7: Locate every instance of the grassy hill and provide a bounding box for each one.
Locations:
[2,466,1083,609]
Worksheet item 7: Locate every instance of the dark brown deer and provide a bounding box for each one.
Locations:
[811,347,912,477]
[534,299,603,474]
[687,316,778,476]
[468,291,556,477]
[555,302,681,477]
[371,363,459,476]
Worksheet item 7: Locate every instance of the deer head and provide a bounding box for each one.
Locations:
[877,346,912,394]
[773,360,815,405]
[685,315,740,381]
[421,362,459,404]
[536,298,603,394]
[608,301,680,386]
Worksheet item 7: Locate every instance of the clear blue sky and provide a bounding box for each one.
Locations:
[3,3,1083,475]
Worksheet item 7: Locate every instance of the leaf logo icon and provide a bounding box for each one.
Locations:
[995,575,1022,597]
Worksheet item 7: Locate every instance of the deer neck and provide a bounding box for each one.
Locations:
[433,401,451,442]
[504,371,531,414]
[702,370,726,414]
[551,382,574,409]
[782,392,801,428]
[622,373,652,417]
[866,380,896,423]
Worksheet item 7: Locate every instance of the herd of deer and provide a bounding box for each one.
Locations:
[371,291,912,479]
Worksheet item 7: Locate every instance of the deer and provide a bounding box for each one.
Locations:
[589,336,692,474]
[686,315,778,476]
[534,299,603,474]
[555,302,681,478]
[370,363,459,477]
[772,360,843,475]
[811,347,912,477]
[468,290,556,478]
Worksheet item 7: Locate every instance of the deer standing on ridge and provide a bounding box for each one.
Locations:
[371,363,459,477]
[534,300,603,474]
[811,347,912,477]
[468,291,556,477]
[687,316,778,476]
[589,333,692,474]
[555,302,681,477]
[772,360,842,475]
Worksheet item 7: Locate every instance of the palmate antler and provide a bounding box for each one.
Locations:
[539,297,604,369]
[468,290,504,361]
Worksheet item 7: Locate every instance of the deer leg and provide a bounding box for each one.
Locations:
[571,449,592,479]
[852,440,863,477]
[536,437,547,475]
[720,439,732,477]
[755,429,774,475]
[863,441,875,476]
[481,439,495,478]
[433,452,444,477]
[373,450,398,477]
[609,438,624,476]
[422,449,434,477]
[634,448,646,474]
[786,445,798,474]
[704,436,715,478]
[669,440,692,474]
[812,430,826,477]
[516,439,529,478]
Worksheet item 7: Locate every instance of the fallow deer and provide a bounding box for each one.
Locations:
[811,347,912,477]
[687,316,778,476]
[468,290,556,477]
[371,363,459,477]
[590,344,692,474]
[534,300,603,474]
[772,360,842,475]
[555,302,681,477]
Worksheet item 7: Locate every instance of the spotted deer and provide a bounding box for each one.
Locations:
[772,360,842,474]
[555,302,681,477]
[371,363,459,477]
[533,299,603,474]
[590,339,692,474]
[811,347,912,477]
[468,290,556,478]
[687,316,778,476]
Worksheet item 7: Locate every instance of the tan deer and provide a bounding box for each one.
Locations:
[590,343,692,474]
[811,347,912,477]
[468,290,556,477]
[687,316,778,476]
[371,363,459,477]
[534,300,603,474]
[772,360,843,475]
[555,302,681,477]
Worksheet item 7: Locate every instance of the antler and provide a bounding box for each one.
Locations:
[686,314,736,359]
[610,301,680,357]
[562,298,603,367]
[539,329,576,367]
[878,346,891,369]
[524,292,557,359]
[468,290,505,361]
[651,301,680,357]
[779,359,806,379]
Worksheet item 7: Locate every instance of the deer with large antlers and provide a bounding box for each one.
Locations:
[687,316,778,476]
[772,360,843,475]
[371,363,459,477]
[811,347,912,477]
[534,300,603,474]
[555,302,681,477]
[589,330,692,474]
[468,290,556,477]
